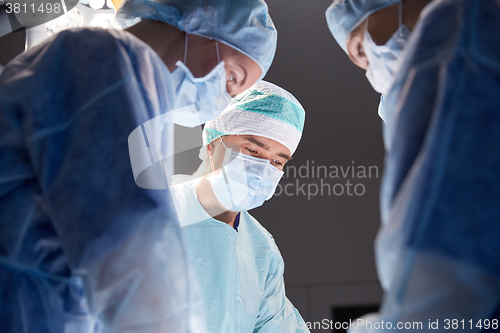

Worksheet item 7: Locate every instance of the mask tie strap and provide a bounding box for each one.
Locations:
[209,154,215,177]
[219,136,228,149]
[215,41,221,63]
[361,17,370,56]
[208,151,233,207]
[219,137,238,163]
[215,138,235,204]
[219,137,237,183]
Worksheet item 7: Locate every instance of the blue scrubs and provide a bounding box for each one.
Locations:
[0,28,204,333]
[372,0,500,328]
[171,175,310,333]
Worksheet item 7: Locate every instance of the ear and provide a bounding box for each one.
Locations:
[346,25,369,70]
[207,141,215,157]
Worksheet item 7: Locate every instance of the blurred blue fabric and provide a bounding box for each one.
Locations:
[325,0,399,53]
[117,0,277,79]
[170,175,309,333]
[366,0,500,330]
[0,28,205,333]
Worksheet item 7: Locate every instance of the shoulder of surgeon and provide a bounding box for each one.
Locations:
[241,211,281,253]
[399,0,463,68]
[7,28,167,80]
[68,28,161,63]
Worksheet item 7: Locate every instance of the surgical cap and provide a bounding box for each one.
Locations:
[117,0,277,78]
[203,81,305,155]
[325,0,399,53]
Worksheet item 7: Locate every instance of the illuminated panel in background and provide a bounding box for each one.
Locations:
[25,0,121,50]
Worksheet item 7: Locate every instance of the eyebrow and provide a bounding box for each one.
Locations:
[246,137,292,161]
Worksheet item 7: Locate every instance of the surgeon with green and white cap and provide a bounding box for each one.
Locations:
[170,81,309,333]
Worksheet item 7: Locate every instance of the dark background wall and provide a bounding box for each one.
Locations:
[0,1,385,331]
[250,1,385,330]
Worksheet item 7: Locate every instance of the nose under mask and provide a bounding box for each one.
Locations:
[170,34,232,128]
[207,138,284,212]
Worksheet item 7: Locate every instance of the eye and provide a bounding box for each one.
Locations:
[273,159,283,166]
[246,147,257,154]
[227,74,237,84]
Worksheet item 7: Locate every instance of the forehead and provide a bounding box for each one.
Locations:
[219,43,262,74]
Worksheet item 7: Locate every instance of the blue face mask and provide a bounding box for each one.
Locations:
[363,2,411,94]
[170,35,232,128]
[208,138,284,212]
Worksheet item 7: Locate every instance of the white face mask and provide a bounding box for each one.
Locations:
[363,2,411,94]
[170,34,232,128]
[208,138,284,212]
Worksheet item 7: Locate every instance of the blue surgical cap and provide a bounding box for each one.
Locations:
[325,0,400,53]
[117,0,277,78]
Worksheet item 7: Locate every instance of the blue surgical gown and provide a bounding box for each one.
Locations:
[170,175,310,333]
[368,0,500,330]
[0,28,205,333]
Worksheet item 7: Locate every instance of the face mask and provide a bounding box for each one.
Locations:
[363,1,411,94]
[170,34,232,128]
[208,138,284,212]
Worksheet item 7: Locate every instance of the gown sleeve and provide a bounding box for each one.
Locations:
[0,28,205,333]
[254,248,310,333]
[361,1,500,332]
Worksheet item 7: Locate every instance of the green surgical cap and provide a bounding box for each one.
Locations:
[203,81,305,155]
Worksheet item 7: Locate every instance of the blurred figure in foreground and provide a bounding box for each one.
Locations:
[326,0,500,331]
[0,0,277,332]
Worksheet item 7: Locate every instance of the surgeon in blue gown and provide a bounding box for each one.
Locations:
[0,0,277,332]
[170,81,309,333]
[326,0,500,330]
